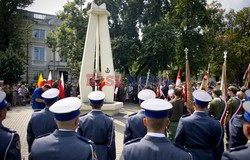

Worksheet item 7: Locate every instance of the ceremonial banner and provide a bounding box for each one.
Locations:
[220,52,228,126]
[243,63,250,89]
[37,73,44,88]
[185,55,193,113]
[200,71,209,90]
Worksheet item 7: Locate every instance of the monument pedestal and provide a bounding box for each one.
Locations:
[81,102,123,116]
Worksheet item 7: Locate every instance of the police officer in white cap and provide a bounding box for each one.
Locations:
[0,91,21,160]
[123,89,156,144]
[175,90,224,160]
[27,88,59,152]
[29,97,96,160]
[77,91,115,160]
[229,89,250,148]
[222,101,250,160]
[120,99,192,160]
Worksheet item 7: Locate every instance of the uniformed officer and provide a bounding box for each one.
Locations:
[0,91,21,160]
[123,89,156,144]
[120,99,193,160]
[209,89,225,120]
[27,88,59,152]
[29,97,96,160]
[77,91,115,160]
[228,89,250,148]
[225,86,241,148]
[175,90,224,160]
[222,101,250,160]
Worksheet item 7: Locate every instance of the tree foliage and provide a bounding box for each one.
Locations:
[0,45,25,84]
[52,0,249,84]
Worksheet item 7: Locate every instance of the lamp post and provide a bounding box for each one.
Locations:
[52,37,56,81]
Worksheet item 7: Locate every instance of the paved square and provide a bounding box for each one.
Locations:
[3,103,140,159]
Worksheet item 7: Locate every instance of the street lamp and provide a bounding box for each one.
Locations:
[52,37,56,82]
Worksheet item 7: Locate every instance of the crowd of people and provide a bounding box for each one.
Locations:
[0,79,250,160]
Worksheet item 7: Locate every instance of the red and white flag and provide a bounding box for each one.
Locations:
[176,69,181,87]
[58,73,65,99]
[48,71,53,87]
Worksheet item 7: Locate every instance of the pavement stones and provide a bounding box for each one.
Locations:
[2,103,140,160]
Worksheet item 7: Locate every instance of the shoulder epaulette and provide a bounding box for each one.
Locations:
[209,115,218,120]
[125,137,141,145]
[36,133,51,139]
[174,143,188,151]
[128,112,137,117]
[80,113,88,117]
[181,114,191,118]
[105,113,111,117]
[34,109,41,112]
[229,145,248,152]
[77,135,94,145]
[1,126,16,133]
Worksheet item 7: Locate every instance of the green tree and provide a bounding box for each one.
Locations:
[0,45,25,84]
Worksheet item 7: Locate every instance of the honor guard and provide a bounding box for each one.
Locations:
[208,89,226,120]
[29,97,96,160]
[229,89,250,148]
[0,91,21,160]
[123,89,156,144]
[77,91,116,160]
[27,88,59,152]
[175,90,224,160]
[120,99,192,160]
[222,101,250,160]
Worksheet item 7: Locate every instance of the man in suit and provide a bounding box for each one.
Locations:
[0,91,21,160]
[77,91,115,160]
[222,101,250,160]
[29,97,96,160]
[120,98,193,160]
[124,89,156,143]
[27,88,59,152]
[175,90,224,160]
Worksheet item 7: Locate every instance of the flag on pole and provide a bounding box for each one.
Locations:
[200,71,209,91]
[184,48,193,113]
[37,73,44,88]
[243,63,250,89]
[176,69,182,87]
[58,73,65,99]
[220,51,228,126]
[99,79,106,91]
[47,71,53,87]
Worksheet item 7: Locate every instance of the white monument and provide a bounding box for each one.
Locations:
[79,2,123,115]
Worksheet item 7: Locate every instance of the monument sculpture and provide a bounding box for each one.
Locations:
[79,2,123,115]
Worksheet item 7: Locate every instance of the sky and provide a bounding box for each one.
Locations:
[25,0,250,15]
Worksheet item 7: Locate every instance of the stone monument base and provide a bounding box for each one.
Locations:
[80,101,123,116]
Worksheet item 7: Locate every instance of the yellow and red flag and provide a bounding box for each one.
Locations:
[37,73,44,88]
[99,79,106,91]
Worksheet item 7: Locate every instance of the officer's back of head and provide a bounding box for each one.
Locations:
[141,99,172,133]
[50,97,82,131]
[88,91,105,110]
[193,90,212,111]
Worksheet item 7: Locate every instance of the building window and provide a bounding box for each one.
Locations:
[33,46,46,65]
[33,29,45,39]
[33,71,44,81]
